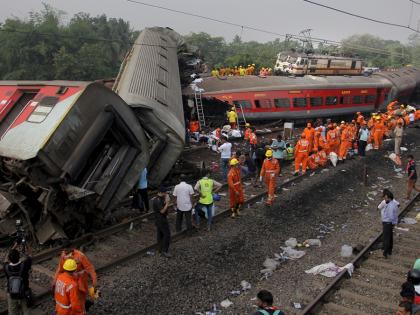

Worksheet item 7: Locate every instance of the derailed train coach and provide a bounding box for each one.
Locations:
[0,27,191,243]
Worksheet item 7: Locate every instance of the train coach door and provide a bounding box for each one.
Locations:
[375,88,383,110]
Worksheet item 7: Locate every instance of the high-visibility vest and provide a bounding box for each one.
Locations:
[286,147,294,160]
[199,178,214,205]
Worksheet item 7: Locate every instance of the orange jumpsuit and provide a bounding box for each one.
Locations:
[55,272,84,315]
[371,121,385,149]
[307,154,319,170]
[313,131,320,152]
[387,100,398,112]
[416,110,420,121]
[327,129,340,154]
[294,138,310,174]
[228,167,244,209]
[303,126,315,153]
[249,133,257,145]
[260,158,280,205]
[338,127,352,160]
[55,250,97,306]
[244,128,252,141]
[318,135,329,153]
[317,150,328,167]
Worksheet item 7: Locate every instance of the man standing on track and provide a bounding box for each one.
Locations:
[406,155,420,199]
[394,122,404,156]
[358,123,369,157]
[218,136,232,181]
[228,158,244,218]
[173,175,194,233]
[294,133,310,176]
[259,150,280,206]
[54,247,97,310]
[303,122,315,154]
[378,189,399,259]
[152,187,172,258]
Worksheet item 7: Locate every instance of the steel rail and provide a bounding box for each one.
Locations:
[300,192,420,315]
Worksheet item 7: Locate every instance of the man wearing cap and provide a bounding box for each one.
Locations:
[54,259,84,315]
[194,171,223,231]
[152,187,172,258]
[259,150,280,206]
[228,158,244,218]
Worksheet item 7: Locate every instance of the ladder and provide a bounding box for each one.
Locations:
[235,103,247,128]
[194,91,206,129]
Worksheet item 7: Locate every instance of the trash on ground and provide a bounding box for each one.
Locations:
[401,218,417,225]
[401,147,408,151]
[282,188,290,191]
[263,258,280,271]
[220,299,233,308]
[329,152,338,167]
[230,290,241,296]
[293,303,302,309]
[305,262,354,277]
[321,169,329,173]
[281,246,306,259]
[377,176,385,181]
[341,245,353,257]
[396,227,409,232]
[310,172,315,177]
[285,237,298,248]
[146,251,155,256]
[388,153,402,165]
[304,239,322,247]
[240,280,251,291]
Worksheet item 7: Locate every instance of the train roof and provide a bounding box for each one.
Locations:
[0,81,89,87]
[190,75,391,95]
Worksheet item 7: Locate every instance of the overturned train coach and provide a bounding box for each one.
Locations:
[0,27,190,243]
[187,67,420,121]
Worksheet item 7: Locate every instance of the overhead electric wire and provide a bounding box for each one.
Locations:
[302,0,420,32]
[124,0,407,57]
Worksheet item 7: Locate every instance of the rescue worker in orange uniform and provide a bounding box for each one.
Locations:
[303,123,315,153]
[338,124,352,161]
[294,133,310,175]
[228,158,244,218]
[387,100,398,112]
[317,150,328,167]
[307,153,320,171]
[326,124,340,154]
[356,112,365,126]
[313,129,320,152]
[54,259,84,315]
[259,150,280,206]
[55,248,97,308]
[244,123,252,142]
[371,117,385,149]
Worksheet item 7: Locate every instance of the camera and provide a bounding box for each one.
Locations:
[15,219,26,246]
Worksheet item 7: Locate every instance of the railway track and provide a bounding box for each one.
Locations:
[302,193,420,315]
[0,161,306,314]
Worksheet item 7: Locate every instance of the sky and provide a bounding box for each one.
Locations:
[1,0,419,44]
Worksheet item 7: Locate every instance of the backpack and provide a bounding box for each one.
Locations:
[6,262,25,299]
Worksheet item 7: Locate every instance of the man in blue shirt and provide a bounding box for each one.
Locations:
[378,189,399,258]
[132,168,149,213]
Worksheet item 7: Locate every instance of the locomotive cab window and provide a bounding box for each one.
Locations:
[293,97,307,108]
[233,100,252,109]
[254,99,272,109]
[325,96,338,105]
[274,98,290,108]
[310,97,323,106]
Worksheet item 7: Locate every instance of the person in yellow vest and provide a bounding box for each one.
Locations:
[227,107,238,129]
[239,66,246,76]
[194,171,222,231]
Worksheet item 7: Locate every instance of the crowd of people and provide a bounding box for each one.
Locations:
[211,65,274,77]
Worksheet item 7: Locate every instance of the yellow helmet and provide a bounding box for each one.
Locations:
[265,150,273,157]
[63,259,77,272]
[230,158,239,166]
[245,123,251,127]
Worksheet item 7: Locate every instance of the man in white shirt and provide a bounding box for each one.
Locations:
[409,111,415,124]
[378,189,399,258]
[173,175,195,232]
[218,136,232,180]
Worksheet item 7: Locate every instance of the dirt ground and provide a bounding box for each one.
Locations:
[41,125,420,315]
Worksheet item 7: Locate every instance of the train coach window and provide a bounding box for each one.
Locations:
[365,95,376,104]
[293,97,307,108]
[27,96,59,123]
[254,99,272,109]
[233,100,252,109]
[352,95,363,104]
[325,96,338,105]
[340,96,351,105]
[274,98,290,108]
[310,59,318,65]
[310,97,323,106]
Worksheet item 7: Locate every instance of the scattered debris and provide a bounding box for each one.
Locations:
[341,245,353,257]
[281,246,306,259]
[285,238,298,248]
[240,280,251,291]
[305,262,354,277]
[220,299,233,308]
[401,147,408,152]
[293,302,302,309]
[303,239,322,247]
[401,218,417,225]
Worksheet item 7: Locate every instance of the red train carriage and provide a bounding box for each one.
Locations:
[190,67,420,121]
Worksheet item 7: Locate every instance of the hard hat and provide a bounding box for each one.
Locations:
[63,259,77,272]
[248,65,251,67]
[245,123,250,127]
[265,149,273,157]
[252,63,255,66]
[230,158,239,166]
[340,121,345,124]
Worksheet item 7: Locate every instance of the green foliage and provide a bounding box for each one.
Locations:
[0,4,135,80]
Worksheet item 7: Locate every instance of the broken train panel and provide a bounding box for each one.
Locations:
[0,81,149,243]
[114,27,189,187]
